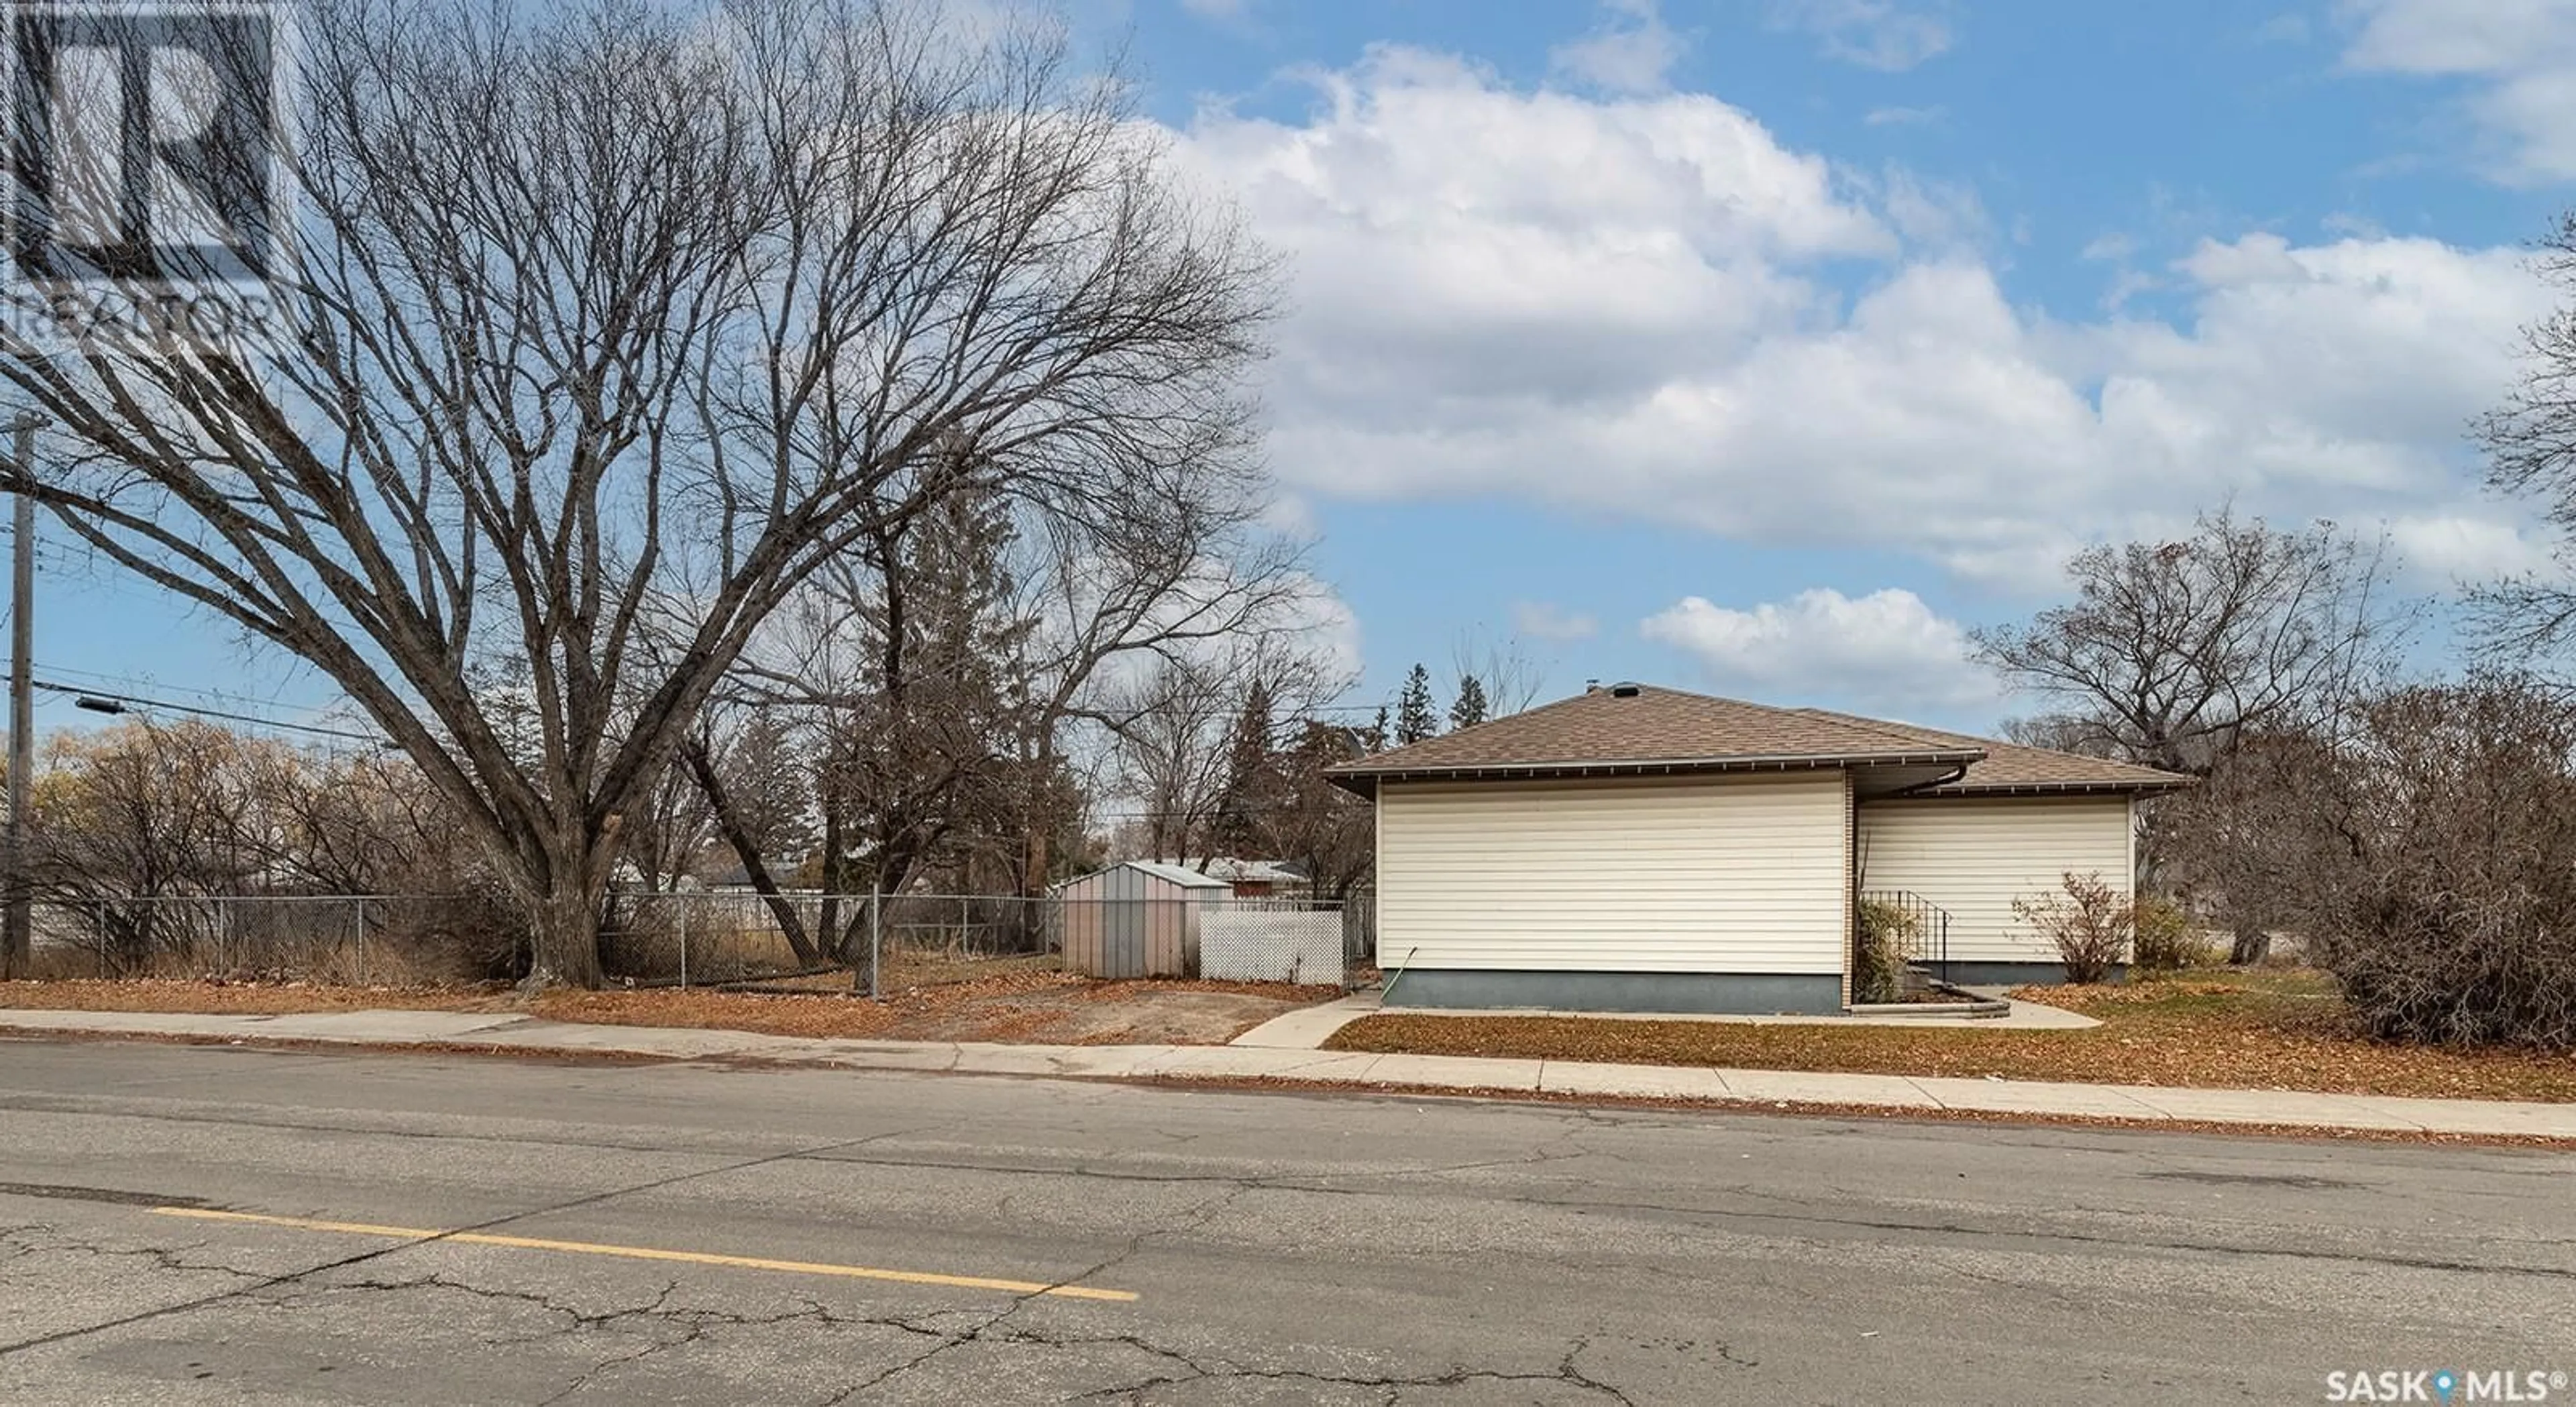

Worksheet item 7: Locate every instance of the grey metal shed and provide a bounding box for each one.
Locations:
[1052,861,1232,978]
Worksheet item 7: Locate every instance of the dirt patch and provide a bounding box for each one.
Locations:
[0,972,1336,1047]
[541,973,1336,1046]
[1323,968,2576,1104]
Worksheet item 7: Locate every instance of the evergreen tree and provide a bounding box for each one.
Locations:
[1211,677,1277,856]
[1395,663,1439,745]
[1366,706,1389,752]
[717,712,815,862]
[1450,674,1489,730]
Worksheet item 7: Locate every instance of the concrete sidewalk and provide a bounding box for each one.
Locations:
[1228,989,2100,1048]
[0,1006,2569,1139]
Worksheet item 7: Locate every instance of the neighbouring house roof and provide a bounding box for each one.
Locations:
[1155,857,1307,886]
[1322,683,2192,797]
[1057,860,1234,891]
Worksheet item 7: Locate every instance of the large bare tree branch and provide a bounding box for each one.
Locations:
[0,0,1275,984]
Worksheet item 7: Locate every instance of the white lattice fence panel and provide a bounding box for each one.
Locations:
[1198,907,1343,984]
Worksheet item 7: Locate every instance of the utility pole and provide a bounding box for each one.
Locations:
[3,411,44,980]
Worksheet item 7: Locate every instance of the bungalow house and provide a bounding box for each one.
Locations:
[1322,683,2190,1015]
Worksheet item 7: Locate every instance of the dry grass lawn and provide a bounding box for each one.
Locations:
[1323,968,2576,1103]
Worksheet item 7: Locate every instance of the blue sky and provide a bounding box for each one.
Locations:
[28,0,2576,736]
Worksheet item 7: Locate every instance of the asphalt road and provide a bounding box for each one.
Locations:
[0,1040,2567,1405]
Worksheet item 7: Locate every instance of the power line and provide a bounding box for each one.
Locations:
[34,681,389,745]
[37,662,340,717]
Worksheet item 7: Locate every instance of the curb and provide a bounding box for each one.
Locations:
[8,1017,2576,1149]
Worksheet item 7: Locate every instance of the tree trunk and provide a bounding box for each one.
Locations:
[526,879,605,989]
[520,816,619,989]
[682,738,823,966]
[2229,926,2271,966]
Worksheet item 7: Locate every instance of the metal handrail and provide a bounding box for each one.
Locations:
[1858,889,1953,988]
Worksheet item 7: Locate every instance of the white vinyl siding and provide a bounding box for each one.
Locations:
[1854,797,2135,964]
[1375,774,1849,974]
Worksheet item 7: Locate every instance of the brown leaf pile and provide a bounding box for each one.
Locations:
[1323,969,2576,1103]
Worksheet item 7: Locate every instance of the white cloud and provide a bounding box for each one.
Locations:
[1770,0,1953,72]
[1164,56,2547,594]
[1550,0,1686,95]
[1181,0,1251,19]
[2080,232,2135,262]
[1640,587,1998,713]
[2386,512,2561,587]
[1511,600,1600,640]
[2344,0,2576,182]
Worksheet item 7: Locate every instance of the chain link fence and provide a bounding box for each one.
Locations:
[17,887,1371,990]
[598,891,1059,991]
[25,894,522,983]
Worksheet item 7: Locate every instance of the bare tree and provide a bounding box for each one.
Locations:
[2294,678,2576,1048]
[266,748,492,896]
[2155,724,2348,962]
[32,720,506,970]
[1449,632,1545,717]
[1969,508,2412,775]
[1971,509,2414,963]
[34,722,274,919]
[695,436,1317,961]
[1104,644,1340,867]
[1996,714,2116,756]
[2477,211,2576,666]
[0,0,1273,983]
[1104,657,1247,866]
[1005,493,1316,886]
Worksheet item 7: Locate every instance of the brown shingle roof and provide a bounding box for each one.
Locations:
[1323,685,1982,784]
[1323,684,2193,795]
[1788,708,2192,795]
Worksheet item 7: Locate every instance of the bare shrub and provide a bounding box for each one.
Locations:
[2011,873,2133,984]
[2130,895,2218,973]
[2300,681,2576,1048]
[1851,899,1917,1005]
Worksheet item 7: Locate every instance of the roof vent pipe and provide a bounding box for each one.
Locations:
[1585,679,1601,693]
[1610,681,1642,697]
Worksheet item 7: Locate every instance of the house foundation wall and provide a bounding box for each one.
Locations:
[1385,970,1843,1015]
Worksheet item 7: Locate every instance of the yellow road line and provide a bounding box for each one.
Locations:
[150,1206,1138,1302]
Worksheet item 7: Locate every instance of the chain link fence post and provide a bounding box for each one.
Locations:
[868,885,881,1000]
[353,897,367,987]
[678,901,689,990]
